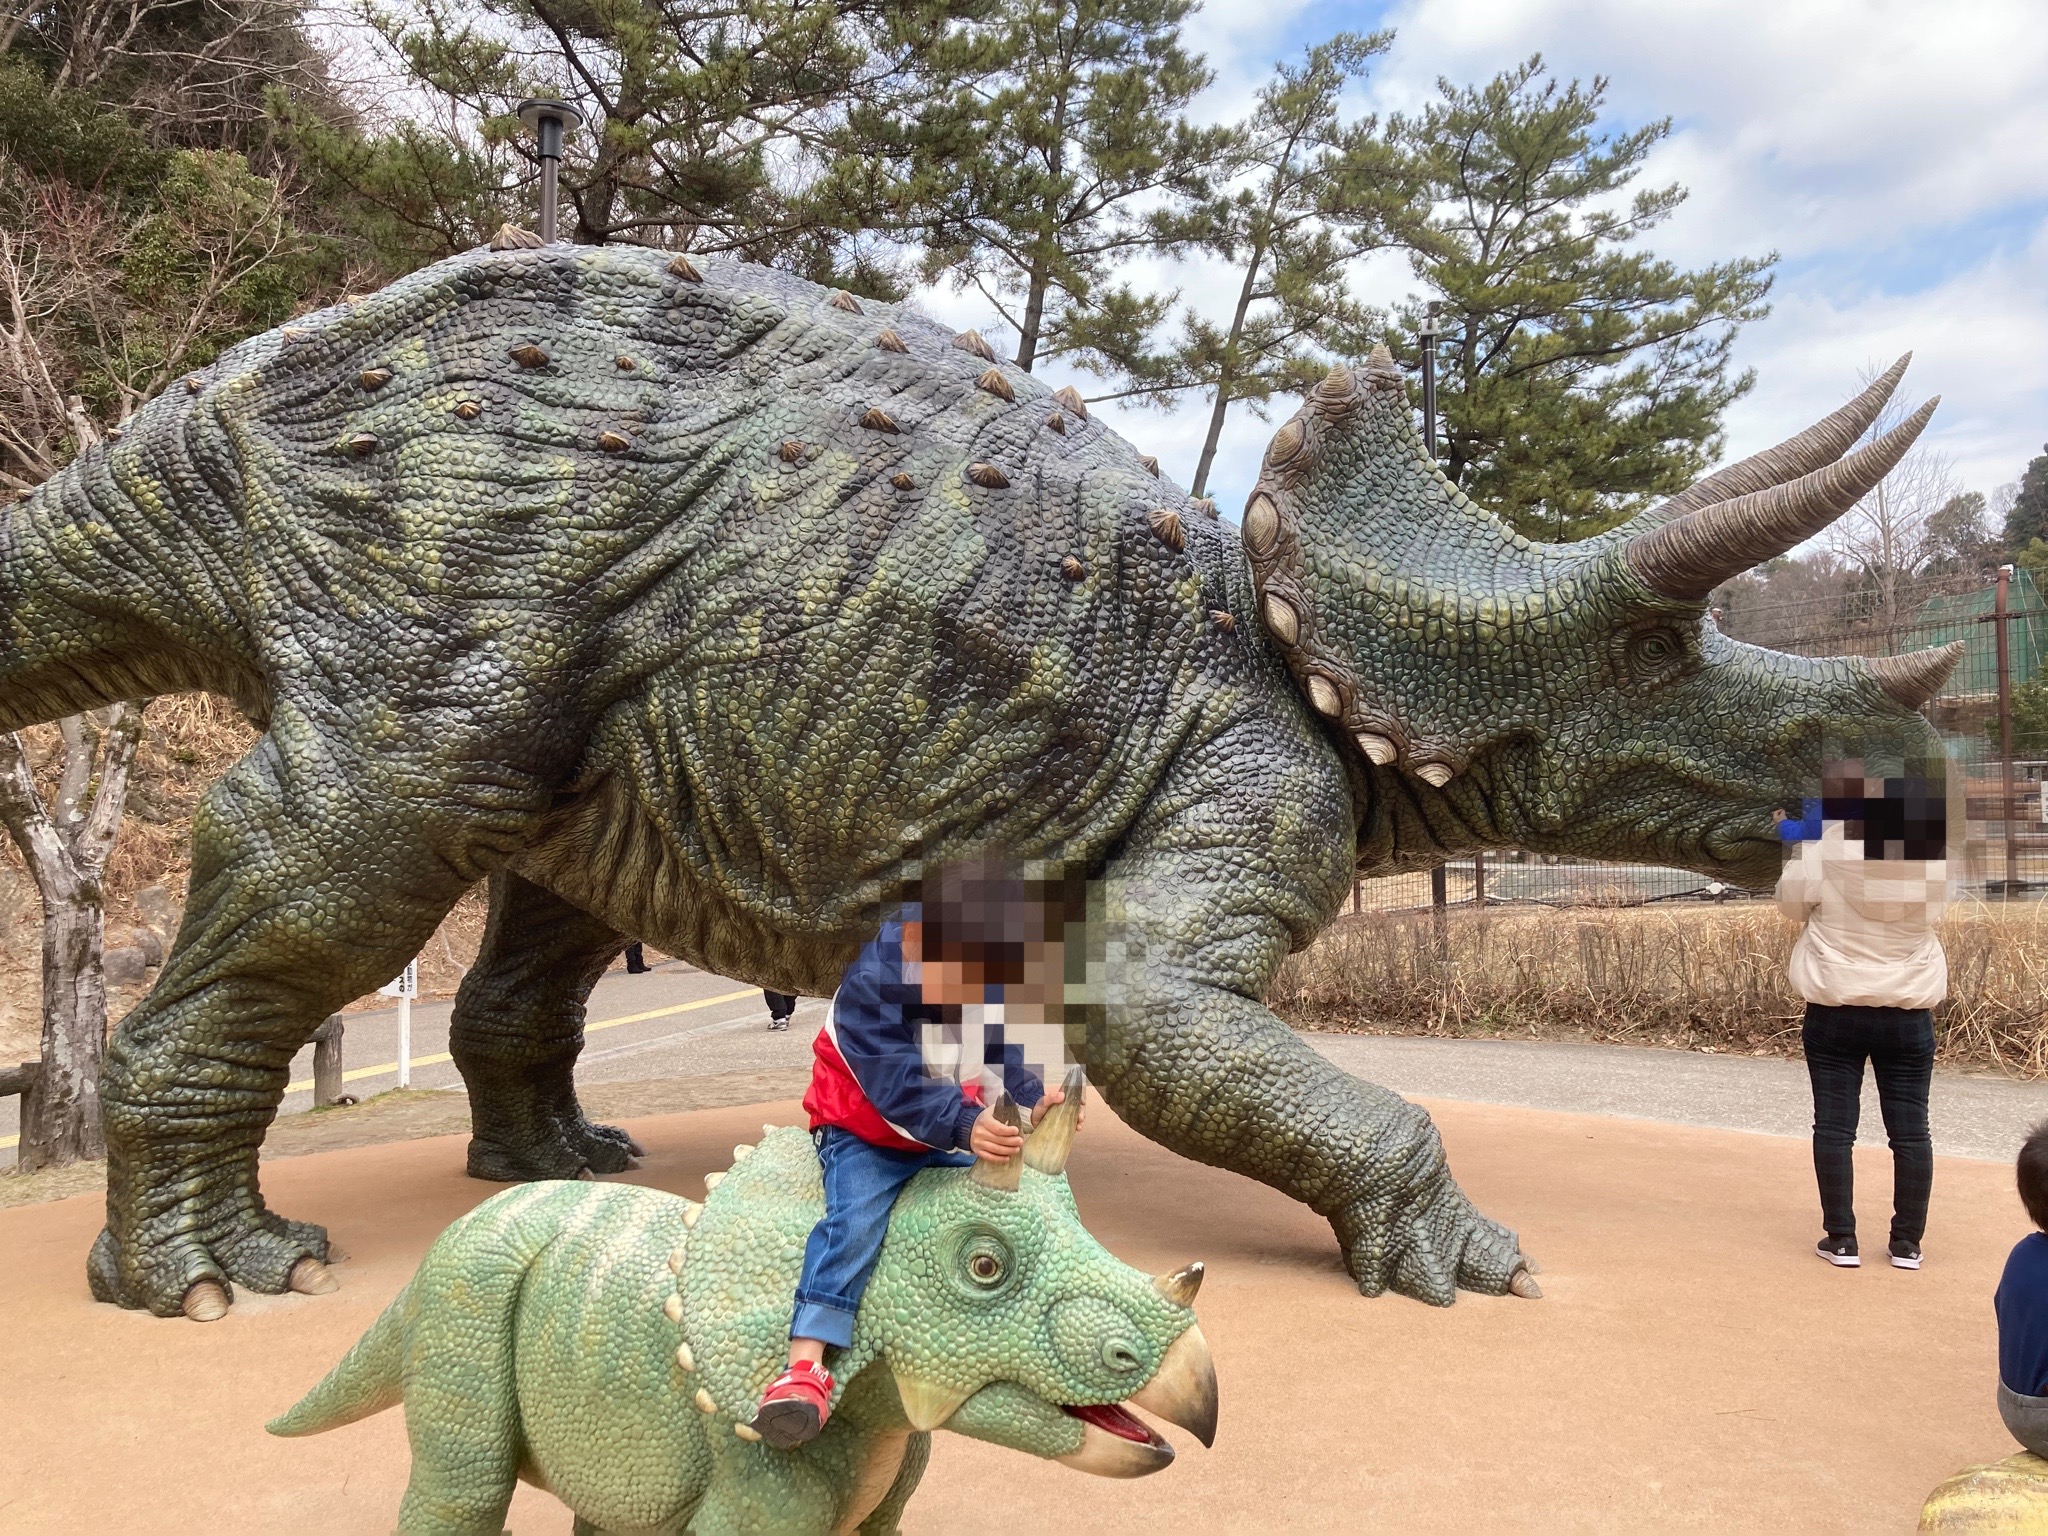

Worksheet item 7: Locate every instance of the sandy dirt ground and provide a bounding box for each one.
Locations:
[0,1096,2023,1533]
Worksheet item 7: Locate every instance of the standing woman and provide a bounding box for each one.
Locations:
[1777,759,1952,1271]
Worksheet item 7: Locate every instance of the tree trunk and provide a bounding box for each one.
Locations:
[1015,248,1051,372]
[18,879,106,1169]
[0,700,143,1171]
[1191,249,1266,498]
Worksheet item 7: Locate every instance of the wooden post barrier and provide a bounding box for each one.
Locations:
[310,1015,347,1107]
[0,1060,39,1099]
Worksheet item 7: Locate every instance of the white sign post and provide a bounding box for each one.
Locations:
[379,959,419,1089]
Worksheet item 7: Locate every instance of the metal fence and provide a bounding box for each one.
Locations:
[1351,565,2048,914]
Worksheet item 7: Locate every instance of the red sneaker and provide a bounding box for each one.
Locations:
[749,1361,834,1448]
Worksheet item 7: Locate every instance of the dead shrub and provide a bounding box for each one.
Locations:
[1272,901,2048,1075]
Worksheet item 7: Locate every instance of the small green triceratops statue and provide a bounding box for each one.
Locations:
[269,1083,1217,1535]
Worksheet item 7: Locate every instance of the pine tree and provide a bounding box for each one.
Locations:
[1391,57,1775,542]
[317,0,966,285]
[1101,32,1414,497]
[913,0,1230,372]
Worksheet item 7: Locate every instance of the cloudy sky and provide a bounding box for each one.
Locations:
[915,0,2048,529]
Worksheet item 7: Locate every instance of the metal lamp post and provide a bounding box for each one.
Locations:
[1419,303,1453,913]
[516,98,583,243]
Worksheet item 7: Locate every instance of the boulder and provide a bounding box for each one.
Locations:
[102,946,150,989]
[1921,1451,2048,1531]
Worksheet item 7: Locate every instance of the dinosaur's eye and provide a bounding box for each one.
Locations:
[959,1232,1012,1291]
[1625,627,1687,676]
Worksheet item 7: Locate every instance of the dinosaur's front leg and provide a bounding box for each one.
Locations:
[1091,845,1534,1306]
[90,732,479,1318]
[450,871,641,1181]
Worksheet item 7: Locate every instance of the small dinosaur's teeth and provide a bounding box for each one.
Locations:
[664,1293,685,1322]
[761,1124,776,1138]
[694,1389,717,1414]
[734,1423,763,1442]
[683,1202,702,1229]
[675,1342,695,1372]
[704,1171,725,1191]
[732,1144,753,1161]
[667,1248,684,1275]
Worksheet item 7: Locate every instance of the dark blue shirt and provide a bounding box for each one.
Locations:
[1996,1232,2048,1395]
[814,905,1047,1151]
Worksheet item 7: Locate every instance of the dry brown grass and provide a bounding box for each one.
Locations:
[1273,900,2048,1076]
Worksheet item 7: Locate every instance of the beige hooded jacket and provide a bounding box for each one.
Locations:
[1776,821,1949,1009]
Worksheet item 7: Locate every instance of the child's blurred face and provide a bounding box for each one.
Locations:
[902,922,1062,1008]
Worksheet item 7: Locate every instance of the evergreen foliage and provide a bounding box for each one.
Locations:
[1101,33,1414,497]
[913,0,1230,373]
[1389,57,1776,542]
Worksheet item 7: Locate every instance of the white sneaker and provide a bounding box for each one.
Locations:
[1889,1240,1922,1270]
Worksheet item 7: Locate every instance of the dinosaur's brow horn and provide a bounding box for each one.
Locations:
[1622,397,1938,602]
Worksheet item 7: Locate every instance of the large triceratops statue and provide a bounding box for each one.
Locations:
[0,239,1956,1320]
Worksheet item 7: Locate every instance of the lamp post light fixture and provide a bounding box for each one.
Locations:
[516,98,583,243]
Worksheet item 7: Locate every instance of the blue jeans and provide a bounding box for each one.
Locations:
[791,1127,972,1349]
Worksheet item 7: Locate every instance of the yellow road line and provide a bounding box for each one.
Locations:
[0,987,763,1148]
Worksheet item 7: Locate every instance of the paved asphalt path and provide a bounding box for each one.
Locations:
[6,963,2047,1164]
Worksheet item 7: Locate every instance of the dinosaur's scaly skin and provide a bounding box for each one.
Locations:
[268,1126,1213,1535]
[0,242,1945,1320]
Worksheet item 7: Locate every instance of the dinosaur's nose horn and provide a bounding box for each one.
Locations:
[1152,1261,1203,1307]
[1131,1324,1218,1449]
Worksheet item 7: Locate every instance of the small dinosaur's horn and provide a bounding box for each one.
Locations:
[1152,1261,1203,1308]
[1023,1065,1087,1175]
[969,1093,1024,1192]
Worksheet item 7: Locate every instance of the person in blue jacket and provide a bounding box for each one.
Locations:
[1997,1122,2048,1455]
[748,856,1078,1449]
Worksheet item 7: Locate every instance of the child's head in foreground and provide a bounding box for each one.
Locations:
[2019,1121,2048,1234]
[904,855,1081,1010]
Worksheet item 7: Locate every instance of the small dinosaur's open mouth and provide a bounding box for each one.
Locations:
[1062,1401,1166,1446]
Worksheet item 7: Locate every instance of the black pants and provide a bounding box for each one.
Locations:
[1801,1002,1935,1243]
[764,989,797,1021]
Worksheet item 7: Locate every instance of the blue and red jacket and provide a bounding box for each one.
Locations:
[804,905,1046,1152]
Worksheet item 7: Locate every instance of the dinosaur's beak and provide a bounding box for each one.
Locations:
[1130,1324,1218,1448]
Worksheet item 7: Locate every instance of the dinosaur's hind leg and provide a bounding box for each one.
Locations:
[450,871,640,1181]
[90,733,483,1318]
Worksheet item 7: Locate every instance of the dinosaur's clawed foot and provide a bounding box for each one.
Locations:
[88,1201,331,1319]
[466,1113,644,1182]
[1333,1176,1535,1306]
